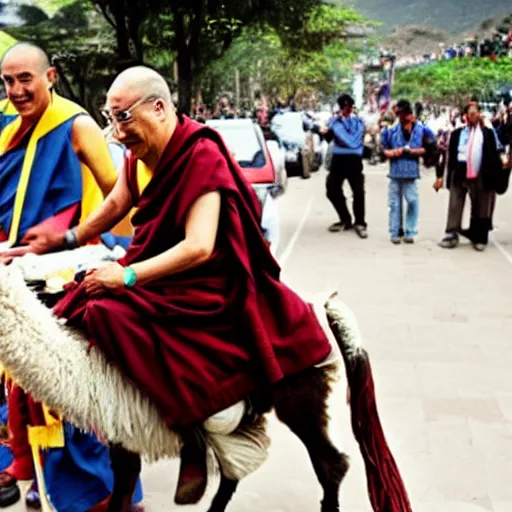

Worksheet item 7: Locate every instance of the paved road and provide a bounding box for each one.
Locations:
[9,164,512,511]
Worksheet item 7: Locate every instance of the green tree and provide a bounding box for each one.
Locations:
[394,58,512,105]
[198,5,370,107]
[91,0,368,111]
[4,1,118,121]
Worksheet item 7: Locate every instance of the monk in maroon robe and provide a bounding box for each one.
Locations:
[24,67,332,505]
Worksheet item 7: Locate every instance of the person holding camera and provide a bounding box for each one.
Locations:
[381,99,436,244]
[323,94,367,238]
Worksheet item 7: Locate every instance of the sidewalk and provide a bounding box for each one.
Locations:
[279,165,512,512]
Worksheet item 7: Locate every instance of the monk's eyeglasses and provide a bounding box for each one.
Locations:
[101,94,159,125]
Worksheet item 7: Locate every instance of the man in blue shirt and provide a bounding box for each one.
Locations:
[324,94,367,238]
[381,99,435,244]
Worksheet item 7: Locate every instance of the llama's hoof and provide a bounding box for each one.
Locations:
[174,431,208,505]
[174,474,207,505]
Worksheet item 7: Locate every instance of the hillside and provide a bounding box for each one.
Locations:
[382,12,512,56]
[348,0,511,34]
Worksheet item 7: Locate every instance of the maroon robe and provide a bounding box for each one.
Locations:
[55,116,331,427]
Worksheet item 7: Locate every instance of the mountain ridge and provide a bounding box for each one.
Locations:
[347,0,511,34]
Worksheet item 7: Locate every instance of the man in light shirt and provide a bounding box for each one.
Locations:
[438,102,503,251]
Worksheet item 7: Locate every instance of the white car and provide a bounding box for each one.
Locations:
[270,111,323,178]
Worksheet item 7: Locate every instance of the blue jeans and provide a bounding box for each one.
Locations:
[388,179,419,238]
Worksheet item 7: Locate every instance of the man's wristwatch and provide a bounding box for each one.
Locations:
[64,228,79,250]
[123,266,137,287]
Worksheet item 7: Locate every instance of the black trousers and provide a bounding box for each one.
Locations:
[326,154,366,227]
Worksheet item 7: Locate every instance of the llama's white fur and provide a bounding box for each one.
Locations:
[0,268,357,480]
[0,265,182,462]
[0,265,273,479]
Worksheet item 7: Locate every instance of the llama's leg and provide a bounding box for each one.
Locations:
[273,367,349,512]
[174,426,208,505]
[206,473,239,512]
[108,444,141,512]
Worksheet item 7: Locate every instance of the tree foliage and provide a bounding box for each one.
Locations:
[394,58,512,105]
[1,0,371,114]
[4,1,118,120]
[198,4,369,107]
[140,0,368,110]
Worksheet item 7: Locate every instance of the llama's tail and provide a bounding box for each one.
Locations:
[324,292,413,512]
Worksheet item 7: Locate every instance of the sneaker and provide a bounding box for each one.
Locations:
[328,222,344,233]
[354,225,368,239]
[473,243,486,252]
[439,234,459,249]
[25,483,41,510]
[328,222,352,233]
[403,237,414,244]
[390,237,401,245]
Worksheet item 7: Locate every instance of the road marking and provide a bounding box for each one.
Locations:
[491,235,512,266]
[278,197,314,268]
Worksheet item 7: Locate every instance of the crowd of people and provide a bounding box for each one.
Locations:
[391,25,512,69]
[319,93,511,252]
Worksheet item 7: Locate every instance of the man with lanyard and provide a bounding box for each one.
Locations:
[24,66,334,507]
[381,99,435,244]
[0,43,142,510]
[437,101,503,251]
[324,94,368,238]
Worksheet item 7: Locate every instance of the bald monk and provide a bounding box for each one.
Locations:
[26,66,332,508]
[0,43,142,510]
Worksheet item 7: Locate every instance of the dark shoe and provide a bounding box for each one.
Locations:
[25,483,41,510]
[174,430,208,505]
[0,483,21,508]
[328,222,344,232]
[403,237,415,244]
[390,237,401,245]
[354,225,368,239]
[439,234,459,249]
[328,222,351,233]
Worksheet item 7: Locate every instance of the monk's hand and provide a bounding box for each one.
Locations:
[83,262,124,297]
[20,226,66,254]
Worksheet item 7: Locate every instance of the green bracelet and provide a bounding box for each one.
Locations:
[123,266,137,287]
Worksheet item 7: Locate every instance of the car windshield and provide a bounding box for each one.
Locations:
[214,124,266,168]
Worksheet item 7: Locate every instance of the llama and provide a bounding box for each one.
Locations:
[0,264,411,512]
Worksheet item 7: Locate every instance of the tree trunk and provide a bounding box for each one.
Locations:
[112,6,132,69]
[177,49,193,114]
[53,61,80,104]
[127,15,144,63]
